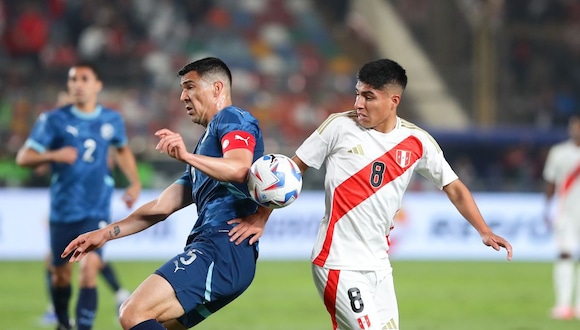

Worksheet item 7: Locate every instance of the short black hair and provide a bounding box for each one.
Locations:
[357,59,407,90]
[177,57,232,86]
[71,61,101,80]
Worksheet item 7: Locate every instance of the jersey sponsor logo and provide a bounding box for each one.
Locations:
[222,130,255,153]
[234,134,251,146]
[395,150,411,168]
[348,144,365,155]
[383,318,398,329]
[173,260,186,273]
[100,123,114,140]
[66,125,79,137]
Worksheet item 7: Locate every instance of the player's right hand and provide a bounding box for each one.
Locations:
[155,128,189,162]
[52,146,78,164]
[61,229,107,262]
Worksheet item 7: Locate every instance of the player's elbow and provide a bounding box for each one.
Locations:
[230,165,251,183]
[15,151,34,167]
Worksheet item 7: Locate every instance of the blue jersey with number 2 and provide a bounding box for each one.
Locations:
[25,105,127,223]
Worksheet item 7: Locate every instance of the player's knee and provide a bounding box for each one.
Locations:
[118,301,140,330]
[119,296,152,329]
[78,252,102,286]
[52,265,72,286]
[559,252,573,259]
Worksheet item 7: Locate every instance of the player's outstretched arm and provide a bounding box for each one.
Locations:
[62,183,193,262]
[443,179,513,261]
[61,228,109,262]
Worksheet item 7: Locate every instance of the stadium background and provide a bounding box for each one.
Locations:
[1,0,580,329]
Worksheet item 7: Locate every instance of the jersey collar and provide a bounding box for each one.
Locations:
[70,104,103,119]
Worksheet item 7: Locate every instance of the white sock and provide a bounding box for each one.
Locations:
[554,259,574,308]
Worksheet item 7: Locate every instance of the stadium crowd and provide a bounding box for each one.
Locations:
[1,0,579,192]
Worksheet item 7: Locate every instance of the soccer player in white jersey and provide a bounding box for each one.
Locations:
[543,114,580,320]
[229,58,513,330]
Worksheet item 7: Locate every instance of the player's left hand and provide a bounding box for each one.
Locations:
[228,213,268,245]
[481,232,513,261]
[61,229,108,262]
[155,128,189,161]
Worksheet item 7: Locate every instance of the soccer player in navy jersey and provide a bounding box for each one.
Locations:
[16,62,142,330]
[62,57,265,330]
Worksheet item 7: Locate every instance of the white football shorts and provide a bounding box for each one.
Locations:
[553,213,580,253]
[311,264,399,330]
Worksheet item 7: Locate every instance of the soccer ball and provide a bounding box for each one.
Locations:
[247,154,303,209]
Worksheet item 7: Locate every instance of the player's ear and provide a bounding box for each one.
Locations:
[213,80,223,97]
[391,94,401,107]
[95,79,103,93]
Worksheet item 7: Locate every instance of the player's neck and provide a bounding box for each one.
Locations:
[74,101,98,113]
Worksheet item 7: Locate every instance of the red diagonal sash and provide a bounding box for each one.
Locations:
[313,136,423,266]
[561,161,580,195]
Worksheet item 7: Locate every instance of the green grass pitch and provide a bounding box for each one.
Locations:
[1,260,579,329]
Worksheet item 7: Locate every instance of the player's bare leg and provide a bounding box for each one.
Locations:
[119,274,185,329]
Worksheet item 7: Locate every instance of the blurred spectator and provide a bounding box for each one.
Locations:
[2,1,48,69]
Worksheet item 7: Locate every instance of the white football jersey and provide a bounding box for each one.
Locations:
[543,140,580,217]
[296,111,458,270]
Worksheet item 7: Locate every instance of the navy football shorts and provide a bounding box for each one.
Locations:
[155,225,258,328]
[50,219,104,267]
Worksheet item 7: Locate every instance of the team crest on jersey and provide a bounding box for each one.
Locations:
[101,123,114,140]
[395,149,412,168]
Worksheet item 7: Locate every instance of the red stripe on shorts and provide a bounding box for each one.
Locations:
[323,269,340,330]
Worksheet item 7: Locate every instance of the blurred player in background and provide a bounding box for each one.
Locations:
[62,57,265,330]
[38,91,131,326]
[543,114,580,320]
[230,58,513,330]
[16,62,141,330]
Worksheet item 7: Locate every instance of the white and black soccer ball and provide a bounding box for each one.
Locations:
[247,154,303,209]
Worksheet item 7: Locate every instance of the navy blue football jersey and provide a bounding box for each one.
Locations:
[25,105,127,223]
[175,106,265,239]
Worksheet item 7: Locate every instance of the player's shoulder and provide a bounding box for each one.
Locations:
[40,105,73,121]
[98,105,123,119]
[218,105,259,125]
[398,118,442,152]
[217,105,250,117]
[316,110,358,134]
[549,140,575,154]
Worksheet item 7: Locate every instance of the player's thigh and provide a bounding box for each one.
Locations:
[78,252,103,286]
[120,273,184,328]
[155,231,257,328]
[312,265,398,330]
